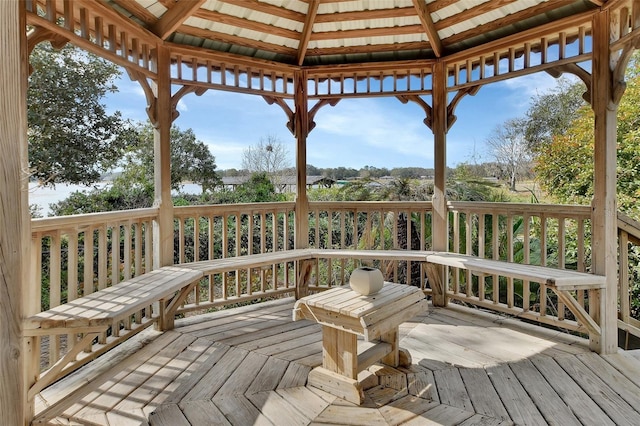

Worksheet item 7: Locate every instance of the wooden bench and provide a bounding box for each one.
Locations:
[300,248,607,349]
[24,266,204,398]
[421,251,606,349]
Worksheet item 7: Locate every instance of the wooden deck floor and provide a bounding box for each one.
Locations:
[34,298,640,425]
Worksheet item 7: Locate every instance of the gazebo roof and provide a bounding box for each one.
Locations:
[26,1,609,102]
[105,0,600,67]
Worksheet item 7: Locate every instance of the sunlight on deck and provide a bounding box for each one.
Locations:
[33,299,640,425]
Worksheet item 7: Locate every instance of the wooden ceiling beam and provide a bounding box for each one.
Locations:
[442,1,581,46]
[151,0,206,40]
[178,24,297,56]
[314,7,416,23]
[298,0,320,66]
[111,0,157,26]
[169,42,297,73]
[311,24,424,41]
[445,11,593,63]
[218,0,305,22]
[436,0,518,30]
[306,40,431,57]
[412,0,442,57]
[194,9,300,40]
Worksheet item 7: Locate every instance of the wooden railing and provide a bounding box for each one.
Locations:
[30,201,640,373]
[446,202,593,333]
[617,212,640,346]
[172,202,297,312]
[306,201,434,291]
[30,208,157,370]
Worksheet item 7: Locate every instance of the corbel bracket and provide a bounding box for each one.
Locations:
[263,96,339,136]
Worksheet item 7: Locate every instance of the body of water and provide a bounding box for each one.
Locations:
[30,182,203,216]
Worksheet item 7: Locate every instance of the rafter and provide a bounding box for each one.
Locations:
[314,7,416,23]
[194,8,300,41]
[111,0,157,26]
[219,0,305,22]
[443,5,590,51]
[412,0,442,57]
[304,41,431,58]
[311,25,425,41]
[178,25,297,57]
[151,0,206,40]
[298,0,320,66]
[435,0,518,30]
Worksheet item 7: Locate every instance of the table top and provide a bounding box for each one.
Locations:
[293,283,428,340]
[296,283,423,318]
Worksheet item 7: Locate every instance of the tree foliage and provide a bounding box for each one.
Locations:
[485,118,533,191]
[28,42,136,186]
[523,77,587,150]
[119,122,221,193]
[534,53,640,219]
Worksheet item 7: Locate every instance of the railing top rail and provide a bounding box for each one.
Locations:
[447,201,592,217]
[309,200,434,210]
[173,201,296,216]
[618,211,640,244]
[31,207,159,233]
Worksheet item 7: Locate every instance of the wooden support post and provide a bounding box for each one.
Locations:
[591,11,619,354]
[294,70,309,249]
[431,62,448,307]
[151,46,174,268]
[1,2,28,424]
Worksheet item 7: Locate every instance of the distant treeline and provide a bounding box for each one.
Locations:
[219,165,443,180]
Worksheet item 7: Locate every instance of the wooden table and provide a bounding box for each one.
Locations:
[292,283,428,404]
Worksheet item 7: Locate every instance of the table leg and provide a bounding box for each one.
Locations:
[380,327,399,367]
[322,325,358,379]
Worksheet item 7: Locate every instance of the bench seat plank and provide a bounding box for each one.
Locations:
[316,248,430,263]
[425,252,605,290]
[180,249,318,274]
[26,267,203,330]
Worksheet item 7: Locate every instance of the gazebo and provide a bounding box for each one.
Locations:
[3,1,640,424]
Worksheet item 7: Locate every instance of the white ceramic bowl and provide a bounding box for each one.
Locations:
[349,267,384,295]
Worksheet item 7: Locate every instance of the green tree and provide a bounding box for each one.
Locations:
[234,172,285,203]
[28,42,135,186]
[120,122,221,194]
[534,53,640,219]
[524,77,587,150]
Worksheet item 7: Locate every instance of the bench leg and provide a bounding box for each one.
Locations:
[425,263,447,306]
[156,280,198,331]
[296,259,315,299]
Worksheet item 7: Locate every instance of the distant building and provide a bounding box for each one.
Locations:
[221,175,335,193]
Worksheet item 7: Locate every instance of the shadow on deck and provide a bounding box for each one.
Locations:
[34,298,640,425]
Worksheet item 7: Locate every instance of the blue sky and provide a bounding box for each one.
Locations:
[105,70,565,171]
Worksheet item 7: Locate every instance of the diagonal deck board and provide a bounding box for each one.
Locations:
[34,298,640,425]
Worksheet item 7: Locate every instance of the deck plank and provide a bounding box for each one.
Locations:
[276,387,332,420]
[459,368,510,420]
[180,400,231,426]
[32,299,640,425]
[485,363,546,425]
[180,346,249,403]
[212,393,275,426]
[66,332,190,420]
[162,342,230,405]
[402,404,475,425]
[509,359,582,426]
[246,356,291,394]
[433,368,474,411]
[248,390,311,425]
[555,354,640,424]
[148,404,189,426]
[531,355,616,425]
